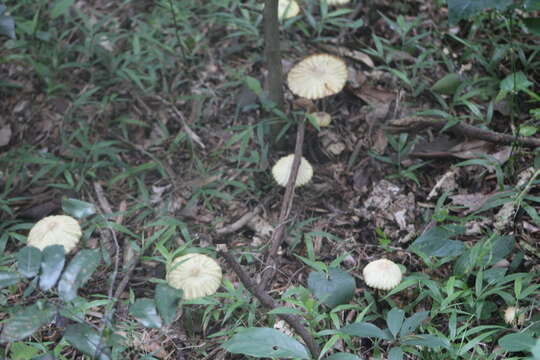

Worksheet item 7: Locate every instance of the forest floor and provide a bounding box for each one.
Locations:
[1,0,540,359]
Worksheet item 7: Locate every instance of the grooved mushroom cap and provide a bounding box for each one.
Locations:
[287,54,348,99]
[167,254,222,300]
[278,0,300,19]
[363,259,402,290]
[310,112,332,127]
[326,0,351,5]
[27,215,82,253]
[272,154,314,187]
[504,306,525,326]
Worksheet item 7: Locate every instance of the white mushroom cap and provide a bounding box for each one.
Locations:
[504,306,525,326]
[278,0,300,19]
[309,112,332,127]
[272,154,314,187]
[325,0,351,5]
[166,254,222,300]
[363,259,402,290]
[27,215,82,253]
[287,54,348,100]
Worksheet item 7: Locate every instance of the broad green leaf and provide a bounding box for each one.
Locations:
[16,246,42,278]
[501,72,533,93]
[39,245,66,291]
[58,249,101,302]
[8,341,40,359]
[530,337,540,358]
[62,198,96,219]
[480,235,514,266]
[130,298,162,328]
[388,347,404,360]
[155,283,183,326]
[0,270,20,288]
[29,352,55,360]
[222,327,310,359]
[63,323,111,360]
[400,311,429,337]
[402,334,450,349]
[0,301,56,343]
[307,268,356,308]
[325,353,361,360]
[386,308,405,339]
[340,322,391,340]
[519,125,538,137]
[431,73,461,95]
[498,332,536,352]
[245,76,263,96]
[408,226,464,257]
[447,0,513,24]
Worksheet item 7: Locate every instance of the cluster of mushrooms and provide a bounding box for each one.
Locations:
[25,216,402,297]
[271,52,348,187]
[24,216,525,327]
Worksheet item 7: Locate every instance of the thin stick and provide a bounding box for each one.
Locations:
[259,121,305,292]
[385,116,540,148]
[216,207,261,234]
[220,251,320,359]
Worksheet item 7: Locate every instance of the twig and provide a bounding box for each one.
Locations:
[216,207,262,234]
[258,121,305,292]
[220,251,320,359]
[384,116,540,148]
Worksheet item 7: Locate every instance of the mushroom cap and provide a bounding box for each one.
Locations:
[278,0,300,19]
[310,112,332,127]
[287,54,348,99]
[326,0,351,5]
[504,306,525,326]
[363,259,402,290]
[166,253,222,300]
[27,215,82,253]
[272,154,314,187]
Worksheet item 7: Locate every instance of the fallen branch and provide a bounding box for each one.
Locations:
[216,207,262,234]
[384,116,540,148]
[220,250,320,359]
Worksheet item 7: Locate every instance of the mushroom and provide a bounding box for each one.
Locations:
[504,306,525,326]
[166,253,222,300]
[309,112,332,127]
[272,154,314,187]
[325,0,351,5]
[27,215,82,253]
[362,258,402,291]
[278,0,300,19]
[287,53,348,100]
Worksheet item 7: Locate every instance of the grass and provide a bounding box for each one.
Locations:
[1,0,540,359]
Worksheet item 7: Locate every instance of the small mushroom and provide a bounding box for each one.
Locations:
[166,253,222,300]
[325,0,351,5]
[309,112,332,127]
[27,215,82,253]
[363,258,402,291]
[278,0,300,19]
[272,154,314,187]
[504,306,525,326]
[287,53,348,100]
